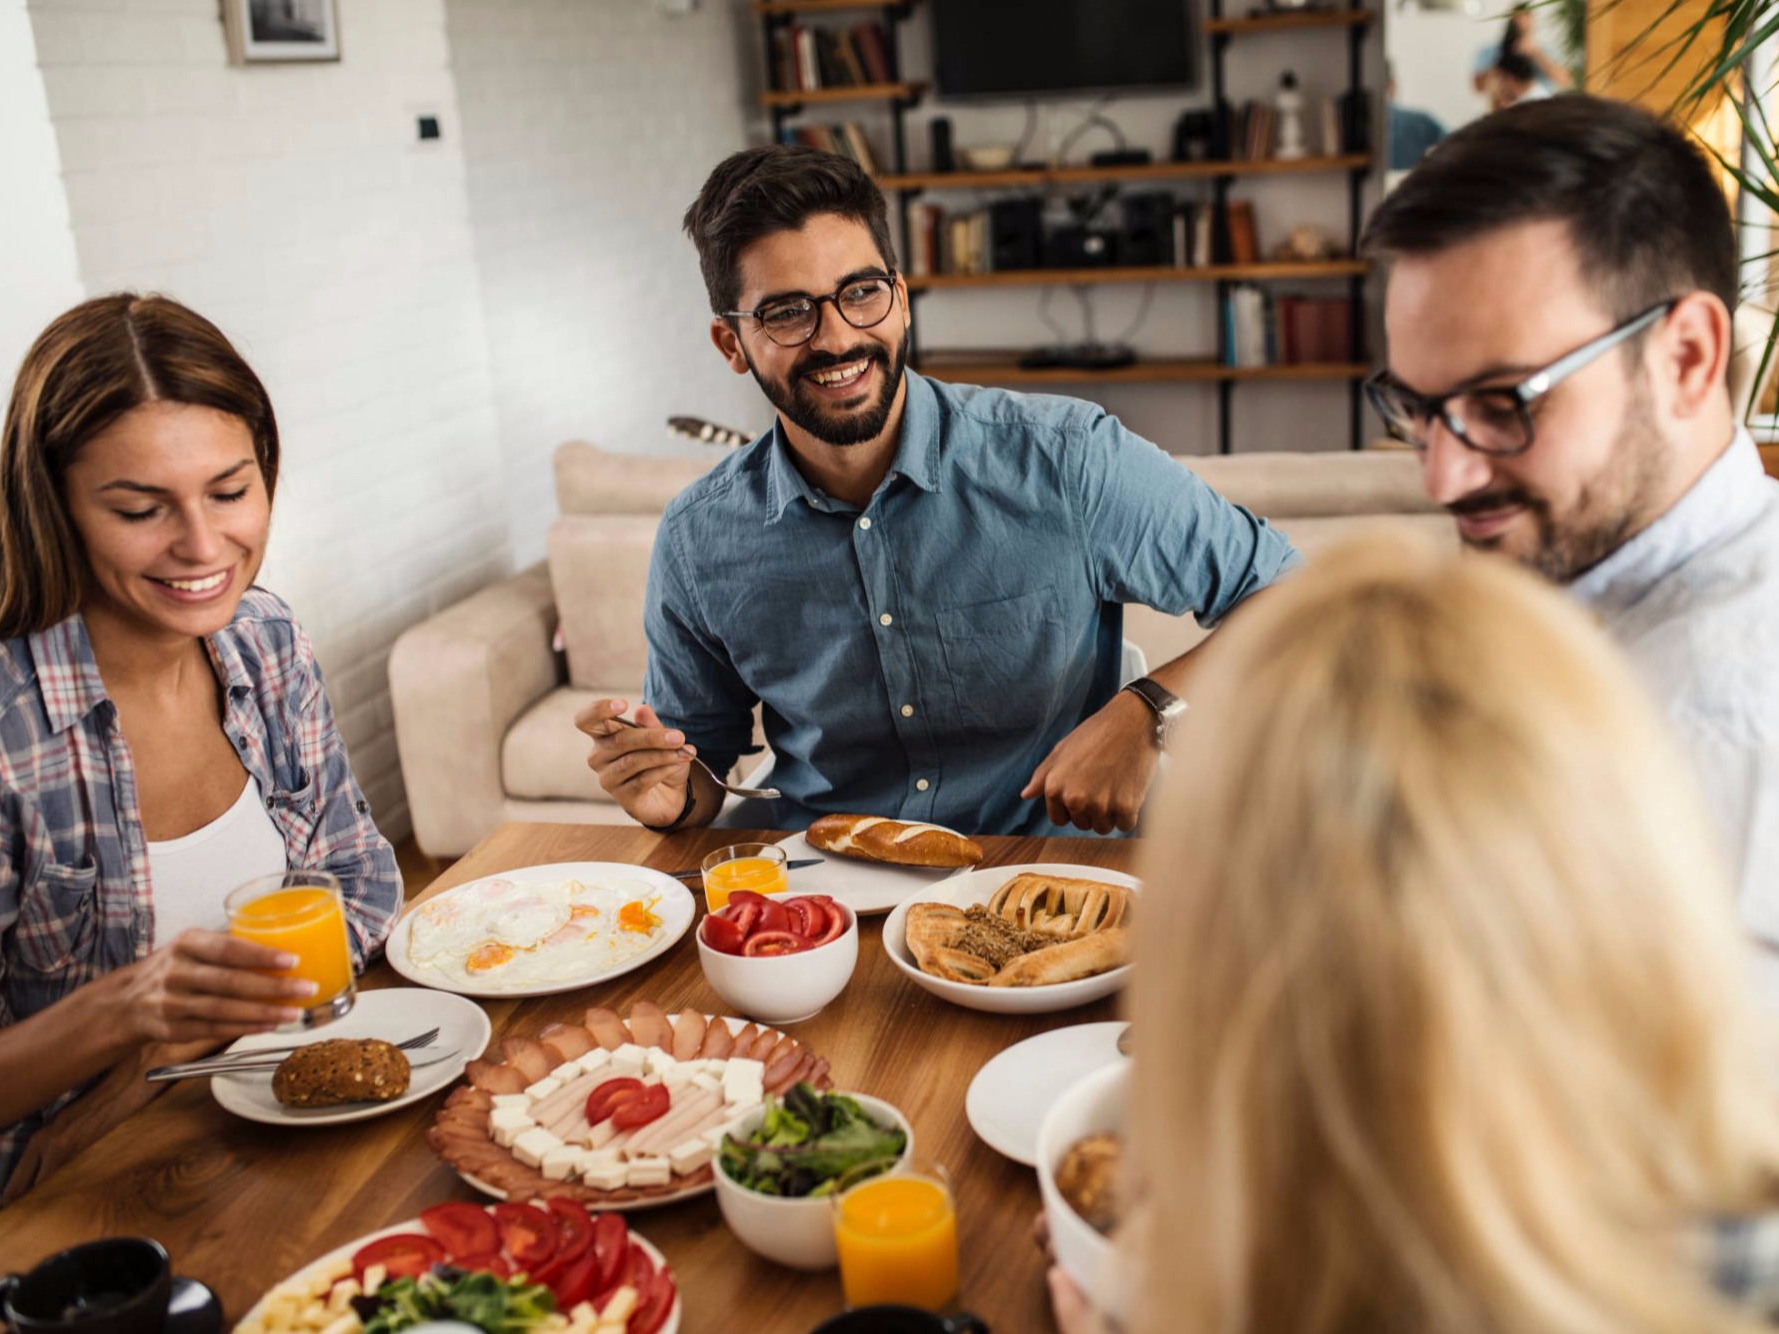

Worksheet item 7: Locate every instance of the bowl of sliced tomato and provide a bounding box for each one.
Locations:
[696,892,857,1025]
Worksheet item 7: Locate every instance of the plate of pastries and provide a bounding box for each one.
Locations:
[880,863,1137,1014]
[774,814,982,916]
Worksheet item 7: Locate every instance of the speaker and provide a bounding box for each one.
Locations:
[1044,225,1118,268]
[1172,109,1213,162]
[989,199,1042,272]
[929,117,954,173]
[1120,192,1176,267]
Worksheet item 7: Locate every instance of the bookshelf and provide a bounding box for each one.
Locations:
[753,5,1377,452]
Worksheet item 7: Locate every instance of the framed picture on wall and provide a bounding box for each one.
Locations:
[224,0,342,64]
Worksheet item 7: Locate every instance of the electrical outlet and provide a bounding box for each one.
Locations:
[417,115,441,141]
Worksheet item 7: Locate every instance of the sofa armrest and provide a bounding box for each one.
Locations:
[389,562,561,859]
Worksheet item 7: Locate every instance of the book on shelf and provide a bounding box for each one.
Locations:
[797,26,819,91]
[1225,290,1355,369]
[1170,202,1214,269]
[908,203,943,278]
[850,21,894,84]
[1238,100,1275,161]
[782,121,881,175]
[1224,199,1259,264]
[1224,284,1271,368]
[771,20,892,93]
[1319,95,1342,157]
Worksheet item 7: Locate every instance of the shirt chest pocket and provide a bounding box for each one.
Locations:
[13,857,101,978]
[934,586,1068,736]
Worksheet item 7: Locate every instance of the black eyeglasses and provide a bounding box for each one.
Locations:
[724,273,899,347]
[1364,300,1676,457]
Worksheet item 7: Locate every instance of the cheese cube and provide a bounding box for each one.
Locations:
[491,1094,530,1112]
[596,1287,638,1326]
[722,1067,764,1105]
[644,1048,678,1077]
[489,1106,534,1147]
[513,1126,562,1168]
[689,1071,721,1094]
[702,1124,733,1149]
[575,1048,611,1076]
[606,1044,648,1079]
[581,1156,628,1190]
[668,1137,712,1175]
[661,1063,698,1089]
[523,1076,561,1101]
[541,1145,584,1181]
[625,1156,671,1188]
[550,1061,582,1082]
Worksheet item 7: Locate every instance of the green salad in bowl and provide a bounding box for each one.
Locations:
[719,1084,909,1198]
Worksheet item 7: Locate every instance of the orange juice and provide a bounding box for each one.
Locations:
[833,1174,958,1311]
[701,844,789,911]
[226,873,355,1027]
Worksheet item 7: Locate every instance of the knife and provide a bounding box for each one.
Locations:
[145,1045,459,1083]
[665,858,823,884]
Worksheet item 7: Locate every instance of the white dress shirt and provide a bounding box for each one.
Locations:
[1569,427,1779,1000]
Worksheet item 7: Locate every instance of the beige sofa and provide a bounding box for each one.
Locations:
[389,442,1448,858]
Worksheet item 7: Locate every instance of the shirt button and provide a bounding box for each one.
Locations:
[900,704,914,718]
[232,735,246,751]
[857,517,872,531]
[879,613,894,627]
[916,778,930,792]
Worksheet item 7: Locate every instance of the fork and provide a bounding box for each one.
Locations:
[609,714,781,800]
[143,1026,441,1082]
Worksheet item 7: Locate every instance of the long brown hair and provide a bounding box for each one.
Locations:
[0,293,280,639]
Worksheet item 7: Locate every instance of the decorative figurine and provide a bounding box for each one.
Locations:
[1275,71,1309,161]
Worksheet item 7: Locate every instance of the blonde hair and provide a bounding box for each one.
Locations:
[1127,535,1779,1334]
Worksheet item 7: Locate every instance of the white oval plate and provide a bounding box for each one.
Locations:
[772,831,966,917]
[211,987,490,1127]
[237,1211,679,1334]
[881,863,1139,1014]
[387,863,695,999]
[965,1022,1128,1166]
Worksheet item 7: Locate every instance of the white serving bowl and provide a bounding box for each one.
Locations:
[881,863,1139,1014]
[1036,1059,1133,1324]
[713,1091,914,1270]
[696,902,858,1024]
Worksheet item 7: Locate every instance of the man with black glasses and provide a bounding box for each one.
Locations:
[576,144,1297,837]
[1363,95,1779,983]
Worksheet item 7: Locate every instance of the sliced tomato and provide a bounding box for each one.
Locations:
[700,913,747,955]
[585,1076,645,1126]
[609,1082,670,1130]
[591,1213,629,1295]
[809,903,848,946]
[725,890,769,909]
[549,1248,601,1309]
[631,1265,677,1334]
[419,1201,499,1261]
[755,897,790,934]
[351,1233,444,1284]
[743,929,808,957]
[721,901,763,937]
[544,1199,595,1264]
[491,1201,559,1268]
[782,897,824,941]
[626,1241,656,1293]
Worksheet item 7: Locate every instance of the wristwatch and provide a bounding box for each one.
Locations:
[1120,676,1188,748]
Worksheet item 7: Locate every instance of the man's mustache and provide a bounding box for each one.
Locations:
[795,345,888,380]
[1446,489,1539,518]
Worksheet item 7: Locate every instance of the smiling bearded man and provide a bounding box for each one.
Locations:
[1362,95,1779,1003]
[575,144,1299,841]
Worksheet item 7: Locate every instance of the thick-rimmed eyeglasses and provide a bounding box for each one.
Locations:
[1364,299,1676,457]
[724,273,899,348]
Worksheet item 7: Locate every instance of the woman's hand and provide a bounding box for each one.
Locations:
[1035,1210,1099,1334]
[111,929,317,1043]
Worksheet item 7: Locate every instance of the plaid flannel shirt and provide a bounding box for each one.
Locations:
[0,588,400,1194]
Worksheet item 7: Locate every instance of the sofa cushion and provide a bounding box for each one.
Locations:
[1185,450,1437,519]
[503,686,612,803]
[555,441,715,516]
[549,514,658,690]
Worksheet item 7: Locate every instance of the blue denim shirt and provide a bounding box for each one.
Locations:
[643,371,1299,836]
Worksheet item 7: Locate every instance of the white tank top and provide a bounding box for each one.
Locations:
[146,773,289,945]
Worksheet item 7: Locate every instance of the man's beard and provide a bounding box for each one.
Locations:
[747,329,909,447]
[1448,372,1669,583]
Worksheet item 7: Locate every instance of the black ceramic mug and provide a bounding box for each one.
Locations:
[809,1307,987,1334]
[0,1238,172,1334]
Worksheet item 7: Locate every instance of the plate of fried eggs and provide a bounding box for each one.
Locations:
[386,863,695,997]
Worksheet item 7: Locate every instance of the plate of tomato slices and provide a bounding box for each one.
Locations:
[241,1198,677,1334]
[697,892,848,957]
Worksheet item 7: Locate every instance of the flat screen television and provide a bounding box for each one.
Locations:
[933,0,1197,100]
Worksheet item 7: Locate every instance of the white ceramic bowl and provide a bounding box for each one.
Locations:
[881,863,1139,1014]
[712,1091,914,1270]
[696,903,858,1024]
[961,143,1016,170]
[1036,1060,1132,1324]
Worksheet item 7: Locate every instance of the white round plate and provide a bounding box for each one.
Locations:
[966,1022,1128,1166]
[881,862,1139,1014]
[772,830,966,917]
[237,1211,679,1334]
[386,863,695,999]
[211,987,490,1127]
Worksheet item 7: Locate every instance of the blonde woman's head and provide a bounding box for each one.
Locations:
[1128,535,1779,1334]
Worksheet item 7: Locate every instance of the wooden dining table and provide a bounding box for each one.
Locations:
[0,822,1136,1332]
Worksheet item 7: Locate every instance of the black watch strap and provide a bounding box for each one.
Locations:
[639,778,699,833]
[1120,676,1187,746]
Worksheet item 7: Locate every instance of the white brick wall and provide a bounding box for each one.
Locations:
[26,0,513,841]
[0,0,84,384]
[443,0,767,568]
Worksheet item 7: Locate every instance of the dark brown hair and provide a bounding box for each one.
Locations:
[1362,96,1737,323]
[0,293,280,639]
[683,144,898,317]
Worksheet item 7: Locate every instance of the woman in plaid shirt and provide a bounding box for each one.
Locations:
[0,295,400,1199]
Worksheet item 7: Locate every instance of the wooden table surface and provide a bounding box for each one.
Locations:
[0,823,1135,1332]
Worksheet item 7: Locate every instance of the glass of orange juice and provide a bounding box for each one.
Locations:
[701,842,789,912]
[832,1165,958,1312]
[225,870,355,1029]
